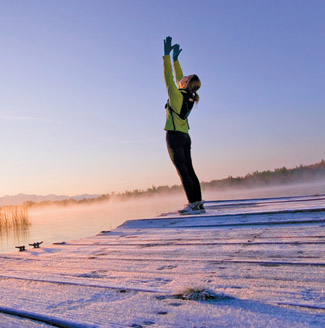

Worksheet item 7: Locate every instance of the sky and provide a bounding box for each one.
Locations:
[0,0,324,196]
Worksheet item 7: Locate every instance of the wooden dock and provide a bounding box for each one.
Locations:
[0,195,324,327]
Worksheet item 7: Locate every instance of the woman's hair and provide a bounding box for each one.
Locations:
[187,74,201,103]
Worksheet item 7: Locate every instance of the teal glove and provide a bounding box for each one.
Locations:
[164,36,174,56]
[173,44,182,61]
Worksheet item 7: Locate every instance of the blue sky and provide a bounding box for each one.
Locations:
[0,0,324,196]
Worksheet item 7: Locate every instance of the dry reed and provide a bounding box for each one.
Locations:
[0,205,31,233]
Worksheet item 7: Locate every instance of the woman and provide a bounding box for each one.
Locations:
[163,36,205,215]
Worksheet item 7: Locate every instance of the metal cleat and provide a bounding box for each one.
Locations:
[15,245,26,252]
[29,241,43,248]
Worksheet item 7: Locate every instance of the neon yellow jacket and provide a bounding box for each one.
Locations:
[163,55,190,133]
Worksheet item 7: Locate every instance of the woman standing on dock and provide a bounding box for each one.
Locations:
[163,36,205,215]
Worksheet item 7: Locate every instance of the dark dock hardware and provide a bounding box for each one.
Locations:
[29,241,43,248]
[15,245,26,252]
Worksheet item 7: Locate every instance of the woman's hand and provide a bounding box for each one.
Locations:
[173,44,182,61]
[164,36,174,56]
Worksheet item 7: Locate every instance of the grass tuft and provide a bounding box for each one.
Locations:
[175,288,234,301]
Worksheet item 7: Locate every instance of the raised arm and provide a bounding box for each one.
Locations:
[172,44,184,87]
[163,37,183,113]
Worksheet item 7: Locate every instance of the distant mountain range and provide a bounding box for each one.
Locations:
[0,193,100,206]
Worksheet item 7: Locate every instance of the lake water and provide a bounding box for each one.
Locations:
[1,182,325,253]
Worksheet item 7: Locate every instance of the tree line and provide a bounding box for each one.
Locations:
[24,160,325,208]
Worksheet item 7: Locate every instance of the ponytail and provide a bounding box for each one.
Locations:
[193,92,200,103]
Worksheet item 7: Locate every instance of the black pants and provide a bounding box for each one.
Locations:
[166,131,202,203]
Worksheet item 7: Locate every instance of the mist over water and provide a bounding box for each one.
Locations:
[1,181,325,253]
[204,180,325,200]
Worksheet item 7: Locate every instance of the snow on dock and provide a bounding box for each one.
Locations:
[0,195,324,327]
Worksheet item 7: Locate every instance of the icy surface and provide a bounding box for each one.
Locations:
[0,195,324,327]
